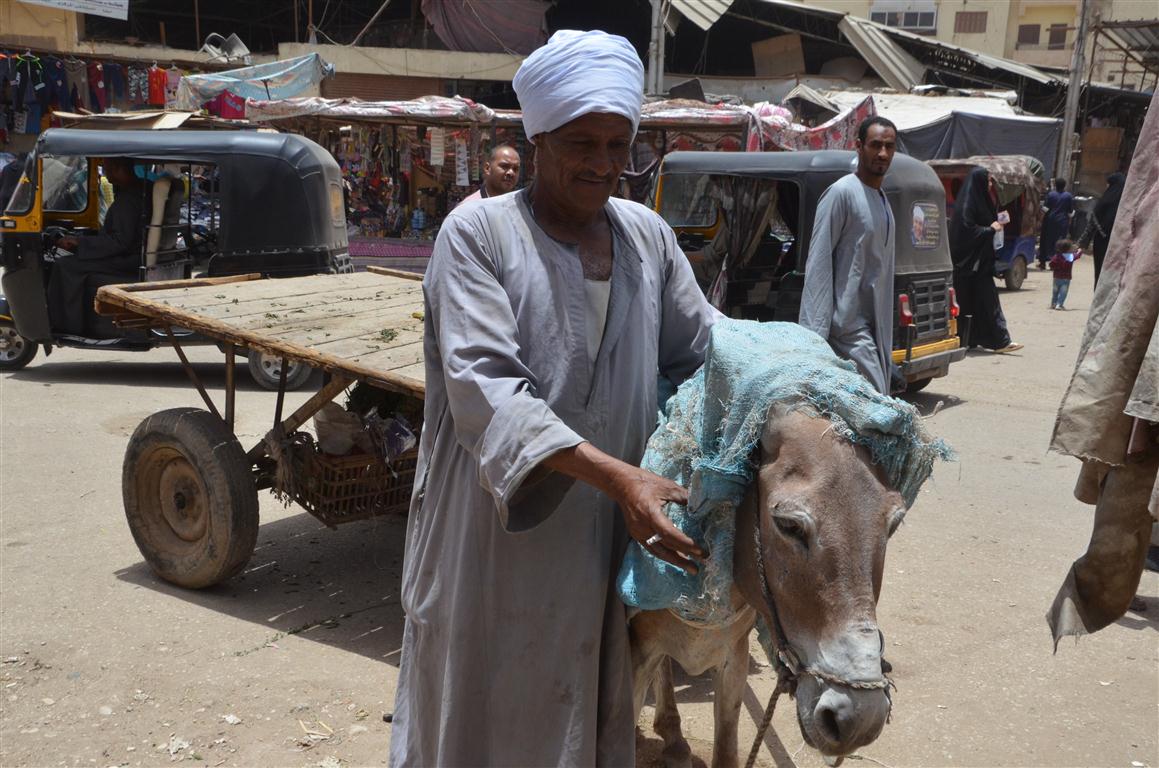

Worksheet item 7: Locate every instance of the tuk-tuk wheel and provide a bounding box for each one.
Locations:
[0,322,38,371]
[904,377,933,395]
[1004,256,1027,291]
[123,408,259,589]
[247,352,313,392]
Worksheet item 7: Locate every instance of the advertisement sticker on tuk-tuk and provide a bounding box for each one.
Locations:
[910,202,941,249]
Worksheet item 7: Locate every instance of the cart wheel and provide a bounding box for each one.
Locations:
[123,408,258,588]
[903,377,932,395]
[1004,256,1027,291]
[0,322,38,371]
[247,351,313,392]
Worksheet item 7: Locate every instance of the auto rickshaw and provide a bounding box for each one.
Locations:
[652,150,966,394]
[928,155,1047,290]
[0,129,353,389]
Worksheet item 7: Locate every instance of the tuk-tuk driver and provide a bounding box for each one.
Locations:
[389,29,715,767]
[800,116,898,395]
[48,157,146,335]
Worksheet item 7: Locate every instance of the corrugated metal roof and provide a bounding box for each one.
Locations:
[670,0,732,32]
[874,21,1061,85]
[837,16,926,91]
[1102,21,1159,69]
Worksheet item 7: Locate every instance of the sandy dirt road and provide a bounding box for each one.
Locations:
[1,256,1155,767]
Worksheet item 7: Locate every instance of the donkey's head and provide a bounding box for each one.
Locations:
[734,403,905,757]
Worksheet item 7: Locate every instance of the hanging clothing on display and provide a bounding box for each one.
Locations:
[147,65,166,106]
[63,58,87,110]
[164,67,180,108]
[127,66,148,105]
[104,63,127,108]
[87,61,107,111]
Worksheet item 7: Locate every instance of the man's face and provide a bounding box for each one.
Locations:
[534,112,633,215]
[483,147,521,195]
[103,160,134,187]
[856,124,897,179]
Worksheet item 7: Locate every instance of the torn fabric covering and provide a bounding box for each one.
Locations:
[175,54,334,111]
[616,320,951,626]
[421,0,548,55]
[1046,89,1159,648]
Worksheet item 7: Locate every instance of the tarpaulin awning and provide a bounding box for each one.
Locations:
[825,90,1023,130]
[897,111,1062,172]
[175,53,335,111]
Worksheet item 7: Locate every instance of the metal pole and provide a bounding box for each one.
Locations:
[1055,0,1092,180]
[647,0,663,95]
[194,0,201,49]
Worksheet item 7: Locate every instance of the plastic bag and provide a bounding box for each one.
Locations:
[313,402,374,456]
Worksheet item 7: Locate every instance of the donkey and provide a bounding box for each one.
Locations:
[630,404,907,767]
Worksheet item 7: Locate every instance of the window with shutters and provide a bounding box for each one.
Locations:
[954,11,988,34]
[871,8,936,33]
[1017,24,1041,47]
[1048,24,1069,49]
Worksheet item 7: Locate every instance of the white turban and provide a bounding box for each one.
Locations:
[513,29,645,140]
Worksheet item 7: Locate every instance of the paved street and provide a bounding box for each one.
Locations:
[1,256,1156,767]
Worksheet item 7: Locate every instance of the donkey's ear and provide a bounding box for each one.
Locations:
[758,402,794,458]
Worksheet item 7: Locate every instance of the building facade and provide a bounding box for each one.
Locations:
[808,0,1155,90]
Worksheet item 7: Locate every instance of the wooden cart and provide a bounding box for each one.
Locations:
[95,267,426,589]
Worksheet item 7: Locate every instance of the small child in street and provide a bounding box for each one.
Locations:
[1049,238,1081,310]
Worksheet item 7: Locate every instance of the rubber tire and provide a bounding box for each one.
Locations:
[247,351,313,391]
[0,322,38,371]
[1004,255,1027,291]
[904,377,933,395]
[123,408,259,589]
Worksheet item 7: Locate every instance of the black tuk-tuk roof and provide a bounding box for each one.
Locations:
[658,150,952,277]
[35,129,346,255]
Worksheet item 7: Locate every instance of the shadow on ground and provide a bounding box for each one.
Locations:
[115,503,408,666]
[6,356,321,392]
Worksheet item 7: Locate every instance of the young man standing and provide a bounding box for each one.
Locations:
[456,144,521,206]
[799,116,899,395]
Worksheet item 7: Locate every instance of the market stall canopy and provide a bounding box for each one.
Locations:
[175,53,335,111]
[52,110,252,131]
[824,90,1021,130]
[898,111,1061,171]
[928,155,1046,209]
[246,95,515,126]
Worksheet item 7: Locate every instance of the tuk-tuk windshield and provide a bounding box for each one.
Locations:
[41,155,88,213]
[4,154,36,216]
[659,173,719,228]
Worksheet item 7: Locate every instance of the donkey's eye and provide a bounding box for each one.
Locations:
[773,516,808,545]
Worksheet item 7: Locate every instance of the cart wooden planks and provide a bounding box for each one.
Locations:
[95,268,427,588]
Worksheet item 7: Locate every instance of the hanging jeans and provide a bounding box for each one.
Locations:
[1051,278,1071,308]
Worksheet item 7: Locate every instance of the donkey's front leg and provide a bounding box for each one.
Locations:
[653,656,693,768]
[711,628,751,768]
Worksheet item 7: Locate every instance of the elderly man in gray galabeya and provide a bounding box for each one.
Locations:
[799,116,899,395]
[388,29,719,766]
[457,144,521,207]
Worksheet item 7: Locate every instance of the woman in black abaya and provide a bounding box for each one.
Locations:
[1081,172,1126,287]
[950,167,1023,352]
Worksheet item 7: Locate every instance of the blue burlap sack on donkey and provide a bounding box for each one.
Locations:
[617,319,952,626]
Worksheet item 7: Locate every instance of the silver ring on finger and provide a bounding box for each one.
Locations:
[645,534,662,546]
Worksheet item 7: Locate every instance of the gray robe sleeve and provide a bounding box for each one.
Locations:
[658,221,719,386]
[799,185,845,338]
[425,215,586,528]
[77,194,142,263]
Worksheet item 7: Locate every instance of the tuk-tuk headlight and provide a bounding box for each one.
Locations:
[948,287,960,318]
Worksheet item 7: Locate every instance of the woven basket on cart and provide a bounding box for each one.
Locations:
[283,432,417,527]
